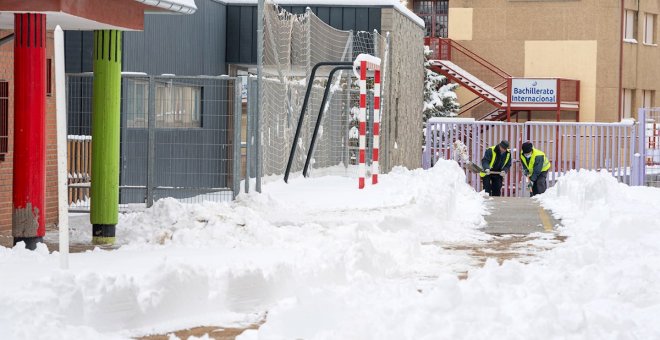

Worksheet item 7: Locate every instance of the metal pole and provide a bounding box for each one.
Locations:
[284,61,353,183]
[245,77,252,194]
[55,26,69,268]
[303,66,354,177]
[146,76,156,207]
[233,79,242,198]
[382,32,391,173]
[256,0,264,193]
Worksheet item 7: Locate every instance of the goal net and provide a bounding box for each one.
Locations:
[260,1,389,179]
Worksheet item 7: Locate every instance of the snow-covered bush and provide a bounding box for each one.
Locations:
[423,45,460,121]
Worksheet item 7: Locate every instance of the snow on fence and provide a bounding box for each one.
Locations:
[423,117,647,196]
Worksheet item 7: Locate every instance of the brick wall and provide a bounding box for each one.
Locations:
[0,30,13,231]
[0,29,59,233]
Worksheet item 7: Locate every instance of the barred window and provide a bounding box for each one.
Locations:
[0,80,8,160]
[125,79,202,129]
[155,82,202,128]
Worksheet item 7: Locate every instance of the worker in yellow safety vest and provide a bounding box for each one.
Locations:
[520,141,551,196]
[480,140,511,196]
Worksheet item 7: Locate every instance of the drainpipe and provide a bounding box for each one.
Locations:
[0,33,14,46]
[619,0,624,120]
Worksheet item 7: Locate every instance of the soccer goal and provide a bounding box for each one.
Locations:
[257,0,389,185]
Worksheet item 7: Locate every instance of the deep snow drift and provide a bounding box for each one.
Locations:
[2,165,659,339]
[0,160,487,339]
[240,169,660,339]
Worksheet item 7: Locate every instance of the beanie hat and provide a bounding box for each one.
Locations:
[522,142,533,154]
[499,140,510,149]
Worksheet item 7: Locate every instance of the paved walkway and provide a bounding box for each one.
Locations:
[442,197,563,279]
[482,197,559,235]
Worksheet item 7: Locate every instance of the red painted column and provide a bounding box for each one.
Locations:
[13,13,47,250]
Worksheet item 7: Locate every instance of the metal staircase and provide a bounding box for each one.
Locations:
[425,37,510,121]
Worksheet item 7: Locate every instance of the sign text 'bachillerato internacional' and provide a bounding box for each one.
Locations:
[510,78,557,104]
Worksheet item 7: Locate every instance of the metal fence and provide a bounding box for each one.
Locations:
[641,107,660,187]
[423,117,647,197]
[66,73,242,212]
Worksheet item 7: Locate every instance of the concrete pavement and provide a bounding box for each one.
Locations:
[482,197,559,235]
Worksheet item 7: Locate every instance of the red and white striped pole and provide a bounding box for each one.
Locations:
[358,60,367,189]
[372,69,380,184]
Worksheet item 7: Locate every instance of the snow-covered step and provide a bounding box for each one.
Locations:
[432,60,507,104]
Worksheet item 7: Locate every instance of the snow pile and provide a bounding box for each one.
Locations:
[0,160,487,339]
[238,170,660,339]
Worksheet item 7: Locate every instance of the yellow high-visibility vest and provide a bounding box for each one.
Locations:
[520,148,551,174]
[480,146,510,178]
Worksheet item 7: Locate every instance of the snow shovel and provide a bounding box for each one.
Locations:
[451,140,502,175]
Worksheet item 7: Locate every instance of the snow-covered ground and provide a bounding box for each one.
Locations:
[1,163,660,339]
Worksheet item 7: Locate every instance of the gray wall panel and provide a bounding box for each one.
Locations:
[330,7,343,29]
[356,8,369,32]
[342,8,356,31]
[316,7,330,23]
[225,5,384,65]
[368,9,382,33]
[239,6,254,63]
[64,31,94,73]
[123,0,227,76]
[226,6,241,63]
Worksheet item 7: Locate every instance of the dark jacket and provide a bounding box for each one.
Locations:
[481,146,511,173]
[521,148,551,182]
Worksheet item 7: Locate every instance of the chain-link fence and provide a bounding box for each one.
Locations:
[66,74,242,212]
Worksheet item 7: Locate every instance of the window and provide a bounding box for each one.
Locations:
[125,80,202,129]
[155,81,202,128]
[644,13,656,45]
[622,88,634,118]
[642,90,654,108]
[125,79,149,128]
[0,81,8,160]
[624,10,638,42]
[46,59,52,96]
[413,0,449,38]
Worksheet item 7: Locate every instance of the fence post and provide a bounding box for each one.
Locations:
[423,121,431,169]
[233,79,242,199]
[146,76,156,208]
[245,78,252,194]
[637,108,647,186]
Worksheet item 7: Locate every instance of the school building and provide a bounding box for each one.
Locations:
[411,0,660,122]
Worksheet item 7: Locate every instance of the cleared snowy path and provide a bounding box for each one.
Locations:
[482,197,559,235]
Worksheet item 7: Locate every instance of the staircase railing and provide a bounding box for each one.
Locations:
[426,37,512,120]
[426,37,510,90]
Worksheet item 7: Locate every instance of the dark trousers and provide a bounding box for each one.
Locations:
[482,174,503,196]
[531,171,548,197]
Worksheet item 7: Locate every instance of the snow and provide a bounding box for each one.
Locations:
[239,170,660,339]
[352,54,382,78]
[3,165,660,339]
[435,60,507,103]
[0,160,486,339]
[134,0,198,14]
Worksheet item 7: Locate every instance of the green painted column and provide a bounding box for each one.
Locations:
[91,30,122,245]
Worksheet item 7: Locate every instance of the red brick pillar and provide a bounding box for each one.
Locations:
[13,13,47,250]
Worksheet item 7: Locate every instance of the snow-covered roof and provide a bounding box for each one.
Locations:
[215,0,424,28]
[134,0,197,14]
